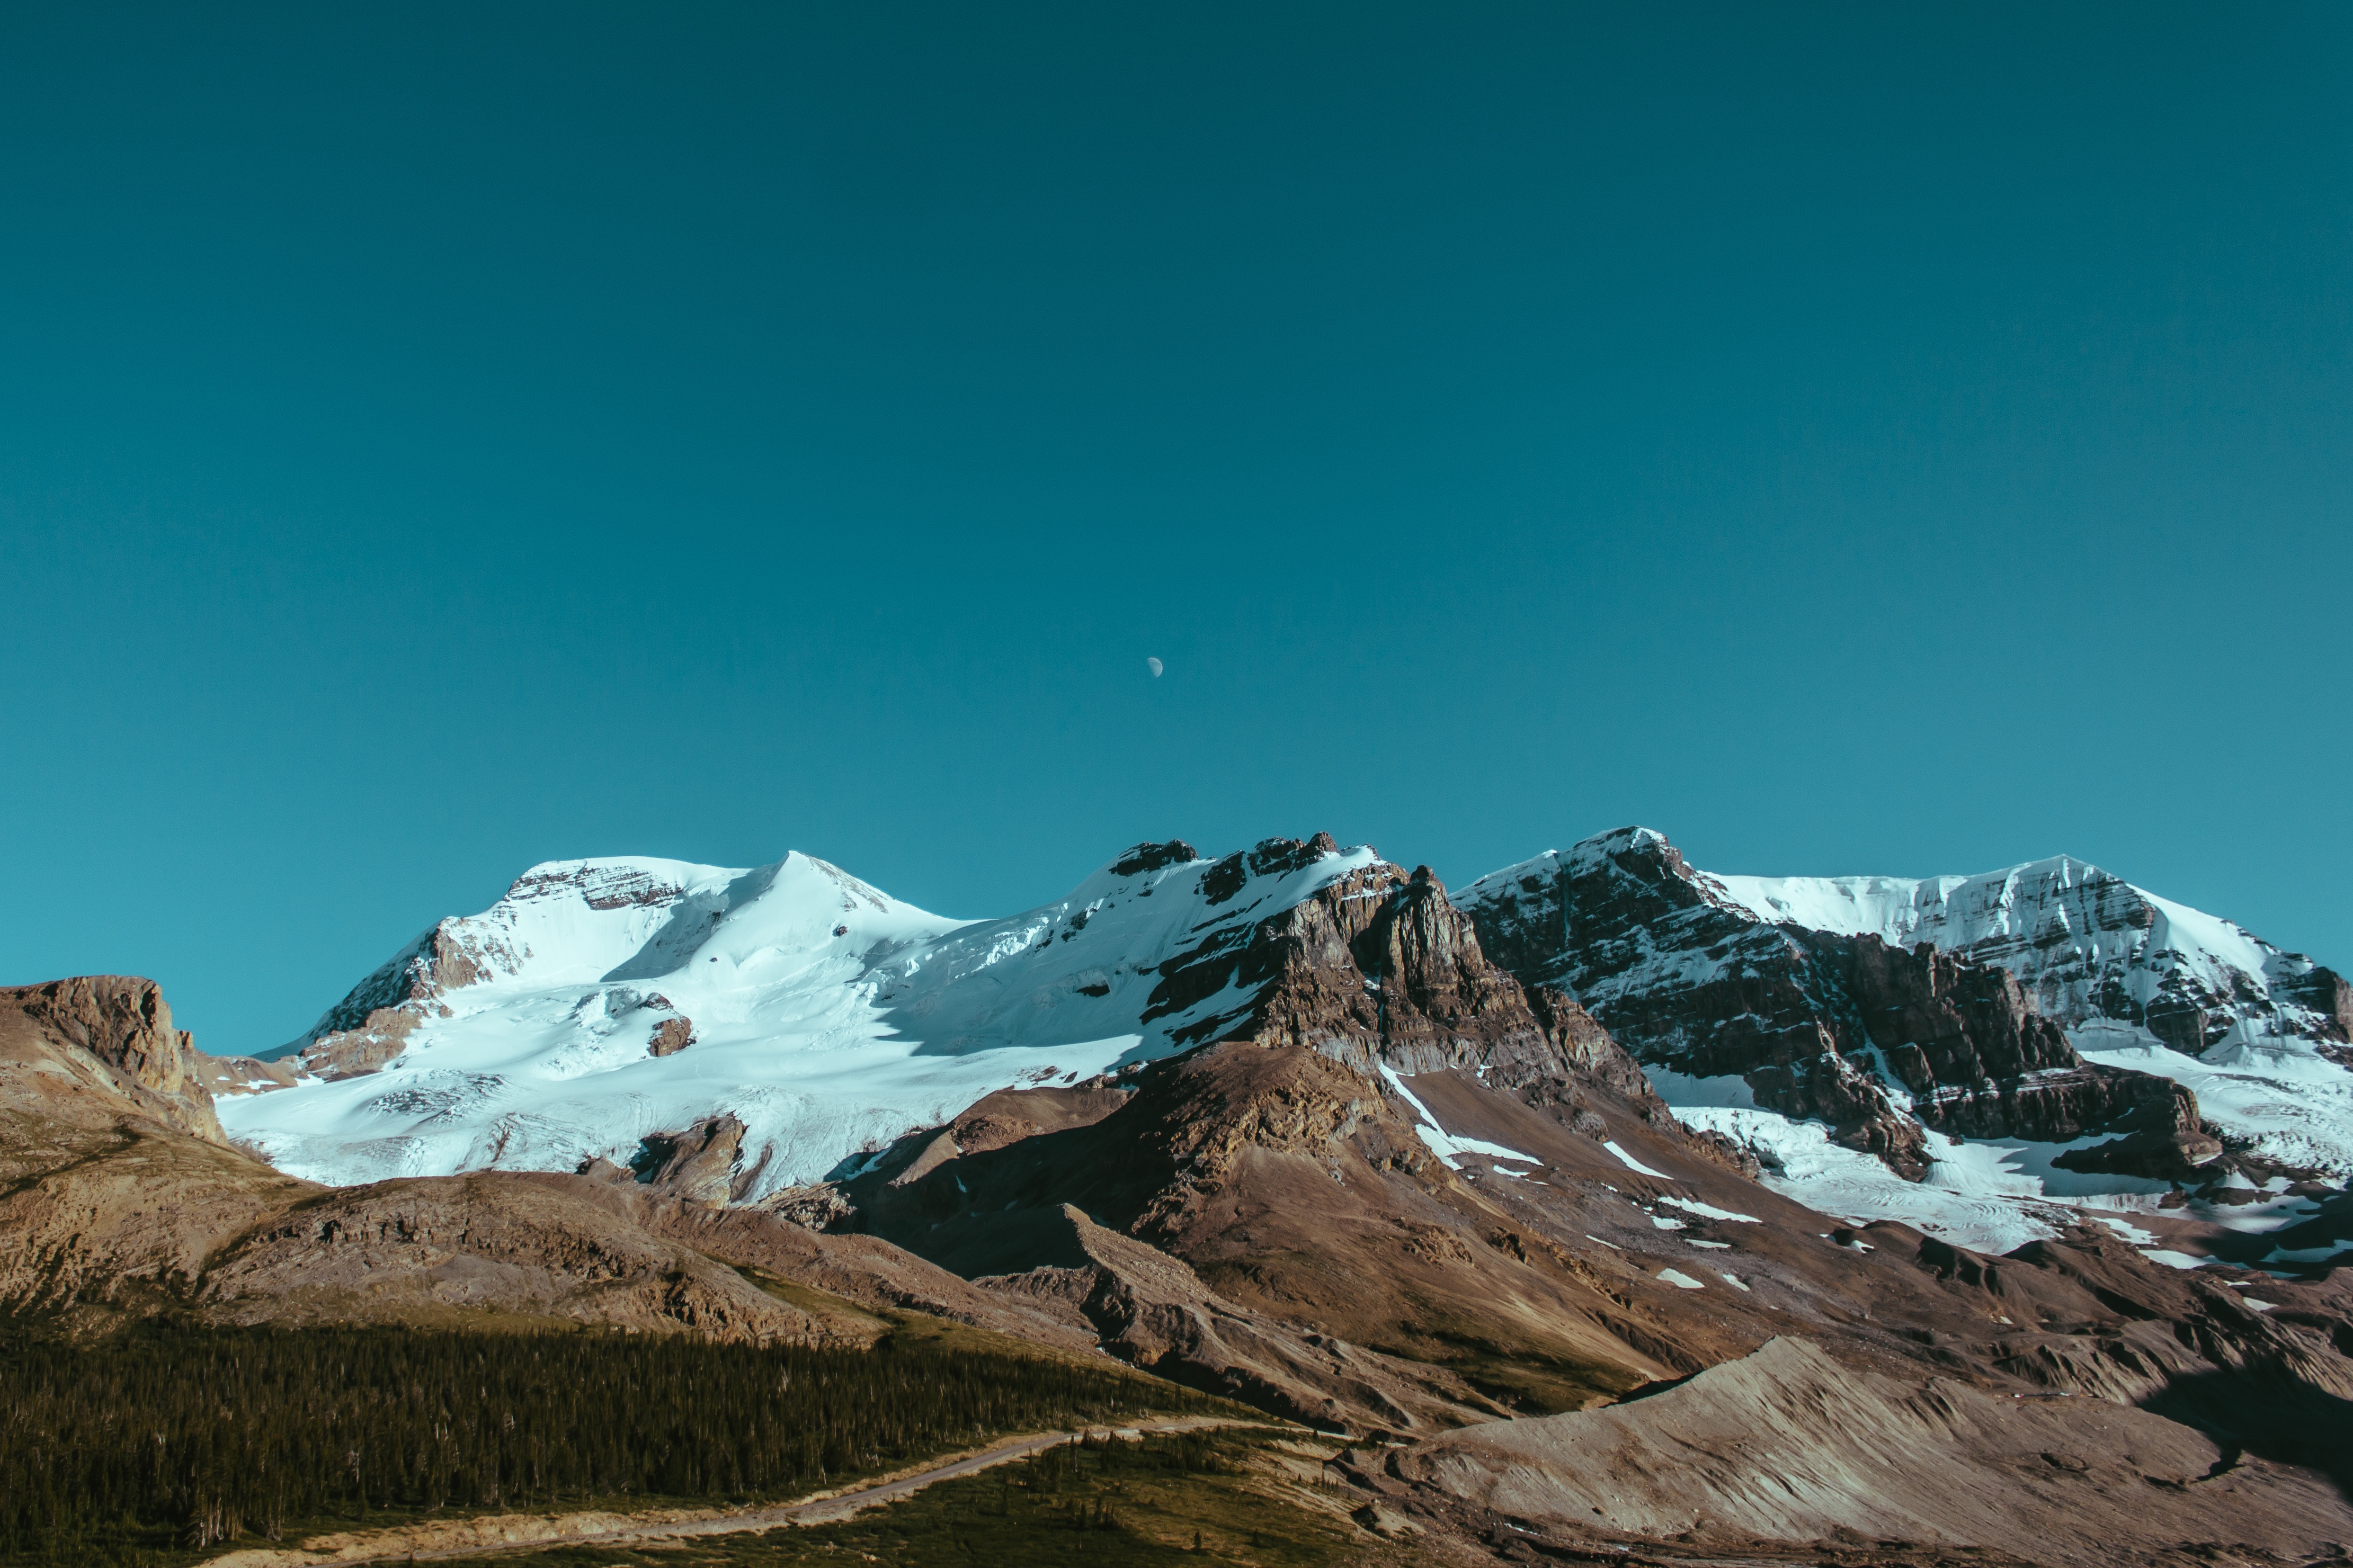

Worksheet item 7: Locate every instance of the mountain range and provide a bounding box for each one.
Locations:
[221,828,2352,1257]
[8,824,2353,1564]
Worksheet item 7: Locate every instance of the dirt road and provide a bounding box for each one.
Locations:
[203,1415,1274,1567]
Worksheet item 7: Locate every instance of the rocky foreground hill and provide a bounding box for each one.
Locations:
[7,828,2353,1563]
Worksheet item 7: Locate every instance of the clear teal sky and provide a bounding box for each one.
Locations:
[3,4,2348,1052]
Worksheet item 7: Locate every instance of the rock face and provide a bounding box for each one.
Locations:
[1467,826,2349,1058]
[620,1114,749,1202]
[1152,843,1580,1083]
[1137,843,1754,1178]
[646,1014,695,1057]
[0,976,227,1142]
[1714,850,2353,1058]
[1455,829,2212,1177]
[275,924,450,1079]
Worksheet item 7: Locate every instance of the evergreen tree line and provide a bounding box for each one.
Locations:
[0,1323,1208,1565]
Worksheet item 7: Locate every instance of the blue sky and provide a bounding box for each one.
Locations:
[3,3,2348,1052]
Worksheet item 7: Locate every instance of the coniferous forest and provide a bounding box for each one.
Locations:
[0,1323,1216,1566]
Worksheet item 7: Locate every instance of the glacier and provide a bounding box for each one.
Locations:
[220,841,1381,1197]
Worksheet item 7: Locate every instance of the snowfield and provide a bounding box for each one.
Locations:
[220,843,1379,1198]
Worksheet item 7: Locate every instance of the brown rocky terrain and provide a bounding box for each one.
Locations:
[798,1032,2353,1557]
[692,857,2353,1495]
[1,975,229,1142]
[1,976,305,1320]
[1345,1336,2353,1565]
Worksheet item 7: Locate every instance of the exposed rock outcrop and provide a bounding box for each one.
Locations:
[1,975,227,1142]
[620,1114,751,1202]
[196,1171,827,1341]
[1456,828,2211,1177]
[647,1014,695,1057]
[1474,830,2353,1059]
[1135,842,1744,1170]
[277,925,451,1078]
[1148,846,1562,1081]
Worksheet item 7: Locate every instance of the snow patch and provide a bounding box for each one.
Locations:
[1602,1140,1671,1178]
[1378,1066,1542,1169]
[2140,1249,2221,1271]
[1656,1195,1759,1223]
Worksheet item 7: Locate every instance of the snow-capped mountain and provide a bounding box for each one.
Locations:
[220,835,1519,1197]
[1459,830,2349,1062]
[221,823,2350,1264]
[1454,827,2353,1243]
[1709,855,2350,1060]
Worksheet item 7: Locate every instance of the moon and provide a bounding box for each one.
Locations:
[1146,657,1164,678]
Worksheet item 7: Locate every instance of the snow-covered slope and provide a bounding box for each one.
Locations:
[1712,854,2353,1193]
[1455,828,2353,1255]
[1713,856,2349,1061]
[220,840,1383,1197]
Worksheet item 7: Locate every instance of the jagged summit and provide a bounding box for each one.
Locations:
[1456,828,2209,1184]
[1461,828,2350,1059]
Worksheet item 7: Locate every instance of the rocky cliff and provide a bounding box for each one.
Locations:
[1137,838,1753,1174]
[0,975,228,1142]
[1712,850,2353,1059]
[1151,839,1575,1078]
[1454,828,2212,1178]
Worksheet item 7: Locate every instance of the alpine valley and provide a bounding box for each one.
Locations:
[10,826,2353,1566]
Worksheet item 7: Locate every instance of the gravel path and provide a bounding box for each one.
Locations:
[206,1415,1270,1567]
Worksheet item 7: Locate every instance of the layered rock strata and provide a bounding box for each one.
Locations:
[1457,828,2212,1177]
[1,976,227,1142]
